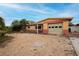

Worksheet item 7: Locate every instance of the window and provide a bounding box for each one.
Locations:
[38,26,41,29]
[28,26,30,28]
[35,26,41,29]
[52,26,54,28]
[49,26,51,28]
[59,26,62,28]
[55,26,58,28]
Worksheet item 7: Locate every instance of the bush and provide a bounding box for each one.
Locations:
[0,31,6,36]
[0,31,7,44]
[0,36,6,43]
[5,26,12,33]
[26,30,37,33]
[0,33,5,36]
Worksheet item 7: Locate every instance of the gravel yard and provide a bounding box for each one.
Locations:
[0,33,76,56]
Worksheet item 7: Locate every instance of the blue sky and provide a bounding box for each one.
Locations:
[0,3,79,26]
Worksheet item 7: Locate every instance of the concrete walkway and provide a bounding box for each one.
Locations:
[70,37,79,56]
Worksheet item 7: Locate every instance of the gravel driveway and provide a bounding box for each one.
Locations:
[0,33,76,56]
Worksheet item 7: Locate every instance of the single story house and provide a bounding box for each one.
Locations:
[69,24,79,33]
[26,18,73,36]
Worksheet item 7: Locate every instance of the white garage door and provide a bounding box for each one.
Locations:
[48,23,63,34]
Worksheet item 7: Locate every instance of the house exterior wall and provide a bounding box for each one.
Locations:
[26,25,43,33]
[63,21,69,30]
[70,26,79,32]
[41,19,63,34]
[63,21,69,36]
[41,19,70,36]
[43,23,48,34]
[27,26,36,30]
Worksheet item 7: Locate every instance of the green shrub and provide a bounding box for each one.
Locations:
[0,36,6,43]
[0,31,6,37]
[26,30,37,33]
[0,32,7,43]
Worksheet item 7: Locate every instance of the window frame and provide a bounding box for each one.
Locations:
[55,26,58,28]
[49,26,51,28]
[52,26,54,28]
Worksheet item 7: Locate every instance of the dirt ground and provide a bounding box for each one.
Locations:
[0,33,77,56]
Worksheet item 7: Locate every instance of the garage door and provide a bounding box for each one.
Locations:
[48,23,63,34]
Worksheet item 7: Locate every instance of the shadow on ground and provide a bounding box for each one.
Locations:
[0,35,14,48]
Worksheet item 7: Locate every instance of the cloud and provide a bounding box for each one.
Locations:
[55,11,77,18]
[0,11,5,17]
[1,3,79,26]
[0,11,3,14]
[0,3,79,17]
[49,4,79,18]
[33,4,57,14]
[0,3,57,14]
[0,4,26,10]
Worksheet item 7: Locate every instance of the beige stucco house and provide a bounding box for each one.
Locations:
[26,17,73,36]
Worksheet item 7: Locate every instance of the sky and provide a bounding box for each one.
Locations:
[0,3,79,26]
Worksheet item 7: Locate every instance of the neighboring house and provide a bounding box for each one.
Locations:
[26,18,73,36]
[70,24,79,33]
